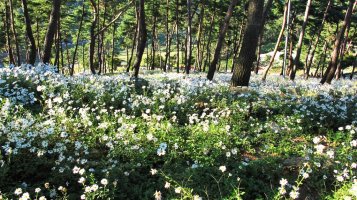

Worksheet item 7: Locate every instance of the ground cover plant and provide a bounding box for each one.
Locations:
[0,64,356,199]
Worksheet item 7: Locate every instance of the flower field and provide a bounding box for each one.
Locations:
[0,65,356,200]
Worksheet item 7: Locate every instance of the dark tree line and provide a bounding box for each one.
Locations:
[0,0,355,86]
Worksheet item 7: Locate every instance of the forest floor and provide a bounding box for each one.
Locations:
[0,65,356,200]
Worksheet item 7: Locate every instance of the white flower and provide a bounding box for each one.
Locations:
[278,187,286,195]
[350,182,357,197]
[313,136,320,144]
[79,168,85,175]
[174,187,182,194]
[21,192,30,199]
[193,195,202,200]
[78,177,86,184]
[73,166,80,174]
[39,196,47,200]
[289,190,299,199]
[146,133,154,141]
[90,184,98,192]
[326,150,334,159]
[80,194,86,199]
[314,144,325,154]
[84,186,91,193]
[14,188,23,195]
[154,190,162,200]
[150,168,158,175]
[344,196,352,200]
[219,165,226,172]
[35,188,41,193]
[100,178,108,185]
[302,172,309,179]
[336,175,344,182]
[164,181,171,188]
[279,178,288,186]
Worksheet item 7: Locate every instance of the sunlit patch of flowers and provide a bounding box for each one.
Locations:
[0,65,356,199]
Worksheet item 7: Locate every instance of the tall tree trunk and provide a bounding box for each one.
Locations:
[185,0,192,74]
[262,3,288,81]
[98,1,107,75]
[335,20,352,80]
[59,31,64,73]
[321,0,354,84]
[8,0,21,65]
[21,0,37,65]
[314,41,328,77]
[204,4,217,72]
[70,1,85,76]
[196,0,205,71]
[151,10,157,70]
[207,0,238,80]
[54,20,60,68]
[4,2,15,65]
[255,0,273,74]
[42,0,61,64]
[232,19,245,73]
[82,41,85,72]
[350,58,356,80]
[290,0,312,80]
[36,17,42,61]
[89,0,98,74]
[285,13,296,76]
[127,26,138,72]
[175,0,180,73]
[305,0,331,79]
[164,0,171,72]
[111,23,116,73]
[133,0,147,78]
[225,35,231,72]
[231,0,263,86]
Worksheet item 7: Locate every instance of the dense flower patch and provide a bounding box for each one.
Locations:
[0,65,356,199]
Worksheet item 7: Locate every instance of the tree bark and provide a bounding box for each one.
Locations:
[335,19,352,80]
[127,25,138,72]
[175,0,180,73]
[262,3,288,81]
[70,1,85,76]
[231,0,264,86]
[9,0,21,65]
[231,19,245,73]
[350,58,356,80]
[151,7,157,70]
[4,2,15,65]
[305,0,331,79]
[290,0,312,80]
[204,4,217,72]
[314,41,328,77]
[133,0,147,78]
[54,19,60,68]
[195,0,205,72]
[42,0,61,64]
[255,0,273,74]
[185,0,192,74]
[207,0,238,80]
[89,0,98,74]
[21,0,37,65]
[164,0,171,72]
[321,0,354,84]
[111,23,116,73]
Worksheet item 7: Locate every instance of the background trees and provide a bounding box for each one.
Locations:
[0,0,355,84]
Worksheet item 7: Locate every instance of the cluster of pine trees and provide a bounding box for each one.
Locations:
[0,0,355,85]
